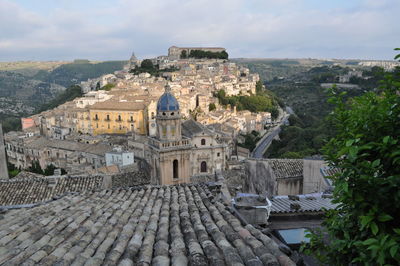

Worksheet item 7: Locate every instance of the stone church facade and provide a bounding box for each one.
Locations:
[147,85,228,185]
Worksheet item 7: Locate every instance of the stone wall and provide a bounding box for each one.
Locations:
[243,160,276,196]
[303,159,328,194]
[276,177,303,195]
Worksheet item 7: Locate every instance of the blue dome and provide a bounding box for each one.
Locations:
[157,92,180,111]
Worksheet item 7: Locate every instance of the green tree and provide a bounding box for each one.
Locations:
[256,80,263,93]
[304,49,400,265]
[180,50,187,59]
[140,59,154,70]
[98,83,115,91]
[209,103,216,111]
[28,160,44,175]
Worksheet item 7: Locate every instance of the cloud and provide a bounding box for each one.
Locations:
[0,0,399,61]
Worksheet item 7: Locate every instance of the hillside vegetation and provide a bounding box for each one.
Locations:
[34,60,127,87]
[236,59,388,158]
[215,81,282,119]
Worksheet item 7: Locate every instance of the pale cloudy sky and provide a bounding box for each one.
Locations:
[0,0,399,61]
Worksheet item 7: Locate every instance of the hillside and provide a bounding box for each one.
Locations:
[235,59,387,158]
[34,60,127,87]
[0,60,126,132]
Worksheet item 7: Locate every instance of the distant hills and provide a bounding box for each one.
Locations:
[0,60,126,132]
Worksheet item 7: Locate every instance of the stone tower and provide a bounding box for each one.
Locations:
[156,84,182,141]
[149,84,191,185]
[0,124,9,179]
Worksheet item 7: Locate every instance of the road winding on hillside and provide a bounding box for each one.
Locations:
[251,107,293,158]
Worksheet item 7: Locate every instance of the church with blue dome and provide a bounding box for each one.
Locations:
[156,86,180,111]
[147,84,228,185]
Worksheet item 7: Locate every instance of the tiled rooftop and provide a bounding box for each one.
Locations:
[270,195,336,214]
[0,184,294,265]
[267,159,303,179]
[0,176,103,207]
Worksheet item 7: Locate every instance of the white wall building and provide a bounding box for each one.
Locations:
[105,150,134,167]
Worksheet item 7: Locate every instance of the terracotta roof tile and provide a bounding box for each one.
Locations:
[0,184,295,265]
[0,176,103,207]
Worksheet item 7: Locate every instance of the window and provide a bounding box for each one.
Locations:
[173,159,179,179]
[171,126,176,136]
[106,114,110,121]
[217,152,220,157]
[201,161,207,172]
[95,114,98,120]
[201,139,206,145]
[151,112,155,119]
[118,115,121,121]
[162,126,167,137]
[108,124,110,129]
[130,116,133,122]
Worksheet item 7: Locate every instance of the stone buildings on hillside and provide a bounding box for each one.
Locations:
[22,51,264,140]
[6,48,272,184]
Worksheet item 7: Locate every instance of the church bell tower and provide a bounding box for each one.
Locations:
[156,84,182,141]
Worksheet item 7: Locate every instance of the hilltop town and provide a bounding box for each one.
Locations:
[4,46,277,178]
[1,45,394,265]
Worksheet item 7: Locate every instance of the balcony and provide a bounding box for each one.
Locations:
[149,138,191,150]
[115,119,123,122]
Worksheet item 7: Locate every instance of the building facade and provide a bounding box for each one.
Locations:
[147,85,228,185]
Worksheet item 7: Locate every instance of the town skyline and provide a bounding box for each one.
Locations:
[1,0,399,61]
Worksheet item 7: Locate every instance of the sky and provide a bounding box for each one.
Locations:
[0,0,399,61]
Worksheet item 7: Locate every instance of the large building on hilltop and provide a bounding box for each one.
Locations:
[168,46,226,59]
[147,85,228,185]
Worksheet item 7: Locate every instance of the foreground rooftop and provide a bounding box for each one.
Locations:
[0,184,294,265]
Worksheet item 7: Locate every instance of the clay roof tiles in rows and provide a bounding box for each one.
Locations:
[0,184,294,265]
[267,159,303,179]
[0,176,103,207]
[270,195,336,214]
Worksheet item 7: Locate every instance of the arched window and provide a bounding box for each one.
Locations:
[200,161,207,172]
[95,114,98,120]
[173,159,179,179]
[151,112,155,119]
[118,115,121,121]
[201,139,206,145]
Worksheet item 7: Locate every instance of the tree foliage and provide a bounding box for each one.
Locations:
[180,50,187,59]
[140,59,154,69]
[98,83,115,91]
[38,85,83,112]
[238,130,261,151]
[188,50,228,59]
[208,103,216,111]
[28,160,44,175]
[304,50,400,265]
[130,60,178,77]
[215,86,281,119]
[265,114,334,158]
